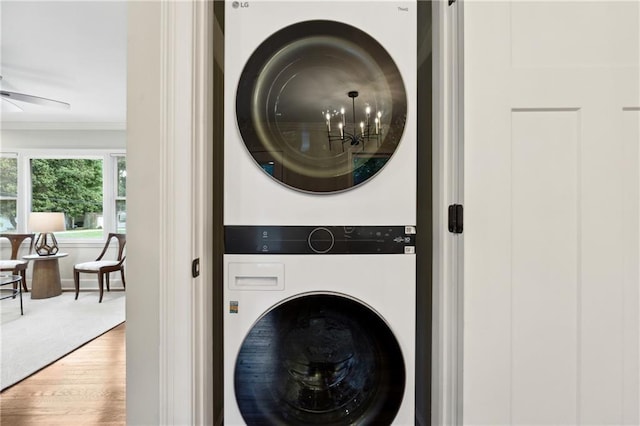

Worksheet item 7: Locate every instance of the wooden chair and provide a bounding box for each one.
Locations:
[0,233,35,293]
[74,233,126,303]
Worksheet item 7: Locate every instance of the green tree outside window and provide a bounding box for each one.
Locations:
[31,159,103,236]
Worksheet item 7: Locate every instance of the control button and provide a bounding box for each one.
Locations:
[308,227,335,254]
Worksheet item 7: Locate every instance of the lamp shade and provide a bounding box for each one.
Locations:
[28,212,66,233]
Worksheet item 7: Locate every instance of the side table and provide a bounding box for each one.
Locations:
[23,253,68,299]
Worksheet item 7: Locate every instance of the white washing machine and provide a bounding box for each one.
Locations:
[224,225,416,425]
[224,0,417,226]
[223,2,418,423]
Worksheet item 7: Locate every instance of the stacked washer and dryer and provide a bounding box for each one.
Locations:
[223,1,417,424]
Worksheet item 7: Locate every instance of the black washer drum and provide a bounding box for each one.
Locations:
[234,293,406,425]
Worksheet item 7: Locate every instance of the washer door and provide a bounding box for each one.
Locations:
[236,20,407,193]
[234,294,406,425]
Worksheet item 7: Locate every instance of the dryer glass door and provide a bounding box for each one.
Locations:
[234,294,406,425]
[236,20,407,193]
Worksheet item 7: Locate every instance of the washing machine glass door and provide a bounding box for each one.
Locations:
[236,20,407,193]
[234,294,406,425]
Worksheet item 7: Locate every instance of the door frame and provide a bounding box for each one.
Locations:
[431,0,464,424]
[155,1,214,424]
[152,0,460,424]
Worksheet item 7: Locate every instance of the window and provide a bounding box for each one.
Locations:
[115,156,126,233]
[31,158,104,239]
[0,151,125,242]
[0,156,18,233]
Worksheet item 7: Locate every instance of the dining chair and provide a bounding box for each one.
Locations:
[0,233,35,293]
[73,233,126,303]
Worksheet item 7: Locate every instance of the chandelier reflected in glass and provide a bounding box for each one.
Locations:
[323,91,382,152]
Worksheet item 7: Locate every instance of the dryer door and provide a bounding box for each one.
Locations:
[234,293,406,425]
[236,20,407,193]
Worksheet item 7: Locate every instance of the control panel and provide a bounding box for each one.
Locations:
[224,226,416,254]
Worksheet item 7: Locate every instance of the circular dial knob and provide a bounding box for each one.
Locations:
[308,227,335,254]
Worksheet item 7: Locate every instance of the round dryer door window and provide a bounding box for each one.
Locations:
[234,294,406,425]
[236,20,407,193]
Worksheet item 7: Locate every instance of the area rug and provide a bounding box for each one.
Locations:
[0,290,125,390]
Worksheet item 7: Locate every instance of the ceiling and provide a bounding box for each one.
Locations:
[0,1,127,130]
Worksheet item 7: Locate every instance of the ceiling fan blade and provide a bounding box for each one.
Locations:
[0,90,70,110]
[1,97,24,112]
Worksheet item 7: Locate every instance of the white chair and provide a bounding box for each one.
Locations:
[73,233,126,303]
[0,234,35,293]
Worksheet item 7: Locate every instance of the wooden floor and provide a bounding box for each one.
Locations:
[0,323,126,425]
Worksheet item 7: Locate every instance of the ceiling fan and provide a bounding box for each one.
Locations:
[0,75,70,110]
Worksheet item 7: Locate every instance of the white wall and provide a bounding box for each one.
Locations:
[126,1,161,424]
[1,129,126,150]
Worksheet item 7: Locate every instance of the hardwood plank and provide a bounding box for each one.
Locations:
[0,323,125,425]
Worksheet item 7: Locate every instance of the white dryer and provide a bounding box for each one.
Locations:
[224,1,417,226]
[224,225,416,425]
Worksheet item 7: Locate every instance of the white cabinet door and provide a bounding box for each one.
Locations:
[463,1,640,424]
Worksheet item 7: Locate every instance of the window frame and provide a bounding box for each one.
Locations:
[113,153,127,233]
[4,149,126,247]
[0,153,19,233]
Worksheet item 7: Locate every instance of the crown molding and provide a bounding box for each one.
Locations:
[0,121,126,131]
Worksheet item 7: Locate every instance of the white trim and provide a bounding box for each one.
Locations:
[191,1,214,424]
[452,1,465,423]
[432,0,464,424]
[5,148,125,156]
[158,1,197,424]
[0,122,127,131]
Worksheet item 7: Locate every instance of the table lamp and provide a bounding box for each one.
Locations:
[28,212,66,256]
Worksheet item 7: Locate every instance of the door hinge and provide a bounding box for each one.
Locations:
[448,204,464,234]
